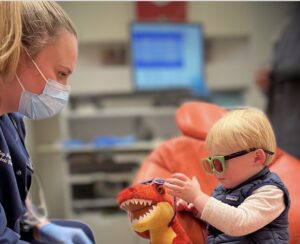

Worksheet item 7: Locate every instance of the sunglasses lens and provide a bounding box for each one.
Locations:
[152,179,165,185]
[202,159,213,174]
[213,159,224,173]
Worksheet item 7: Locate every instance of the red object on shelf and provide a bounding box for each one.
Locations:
[136,1,186,22]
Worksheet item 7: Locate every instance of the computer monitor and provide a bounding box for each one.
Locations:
[131,23,208,97]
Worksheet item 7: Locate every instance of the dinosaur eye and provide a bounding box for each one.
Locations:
[157,185,165,194]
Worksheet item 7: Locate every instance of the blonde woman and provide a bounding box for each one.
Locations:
[0,2,93,243]
[165,107,290,243]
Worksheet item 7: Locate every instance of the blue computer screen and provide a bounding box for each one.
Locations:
[131,23,208,96]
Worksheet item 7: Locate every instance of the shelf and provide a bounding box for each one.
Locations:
[70,172,135,184]
[37,140,163,154]
[73,198,118,209]
[66,106,176,119]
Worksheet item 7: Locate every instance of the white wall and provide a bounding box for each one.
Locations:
[245,2,294,108]
[60,2,135,43]
[57,2,293,109]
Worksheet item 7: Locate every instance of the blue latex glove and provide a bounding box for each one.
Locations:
[39,222,93,244]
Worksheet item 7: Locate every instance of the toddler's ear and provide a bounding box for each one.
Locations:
[254,149,266,165]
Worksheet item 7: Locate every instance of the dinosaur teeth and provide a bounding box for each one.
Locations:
[139,215,145,221]
[131,204,158,223]
[141,200,147,205]
[148,206,156,215]
[120,199,153,209]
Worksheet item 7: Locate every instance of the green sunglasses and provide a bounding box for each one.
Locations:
[201,148,274,175]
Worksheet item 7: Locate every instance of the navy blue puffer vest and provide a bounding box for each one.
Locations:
[207,167,290,244]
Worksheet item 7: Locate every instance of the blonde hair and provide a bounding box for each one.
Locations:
[205,107,276,165]
[0,1,77,83]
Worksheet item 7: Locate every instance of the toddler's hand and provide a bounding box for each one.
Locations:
[176,199,199,217]
[176,198,189,212]
[164,173,202,204]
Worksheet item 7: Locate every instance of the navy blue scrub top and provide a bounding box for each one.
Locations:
[0,113,33,243]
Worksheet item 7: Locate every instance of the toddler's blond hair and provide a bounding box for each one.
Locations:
[205,107,276,165]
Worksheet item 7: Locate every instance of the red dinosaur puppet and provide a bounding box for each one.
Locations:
[117,178,192,244]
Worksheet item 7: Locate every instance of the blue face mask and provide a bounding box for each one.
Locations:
[16,52,70,120]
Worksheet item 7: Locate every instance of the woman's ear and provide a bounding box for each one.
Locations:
[254,149,266,165]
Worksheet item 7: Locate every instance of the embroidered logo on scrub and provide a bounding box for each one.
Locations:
[225,194,239,201]
[0,150,12,166]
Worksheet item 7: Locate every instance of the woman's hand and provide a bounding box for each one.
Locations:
[37,222,92,244]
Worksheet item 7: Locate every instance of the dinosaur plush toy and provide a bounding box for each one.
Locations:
[117,178,192,244]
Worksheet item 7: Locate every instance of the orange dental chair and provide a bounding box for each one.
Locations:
[133,101,300,244]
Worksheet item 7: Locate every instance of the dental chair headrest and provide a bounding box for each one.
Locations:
[175,101,226,140]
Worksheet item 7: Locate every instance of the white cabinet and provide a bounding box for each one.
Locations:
[35,138,157,244]
[61,142,160,213]
[77,213,148,244]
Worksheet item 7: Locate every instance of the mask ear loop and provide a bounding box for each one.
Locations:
[23,48,48,83]
[16,74,25,91]
[23,173,48,226]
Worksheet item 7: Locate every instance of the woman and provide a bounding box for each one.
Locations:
[0,2,94,243]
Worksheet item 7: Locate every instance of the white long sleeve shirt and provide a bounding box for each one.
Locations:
[200,185,285,236]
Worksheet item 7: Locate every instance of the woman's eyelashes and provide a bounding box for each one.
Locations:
[58,71,68,79]
[56,71,70,83]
